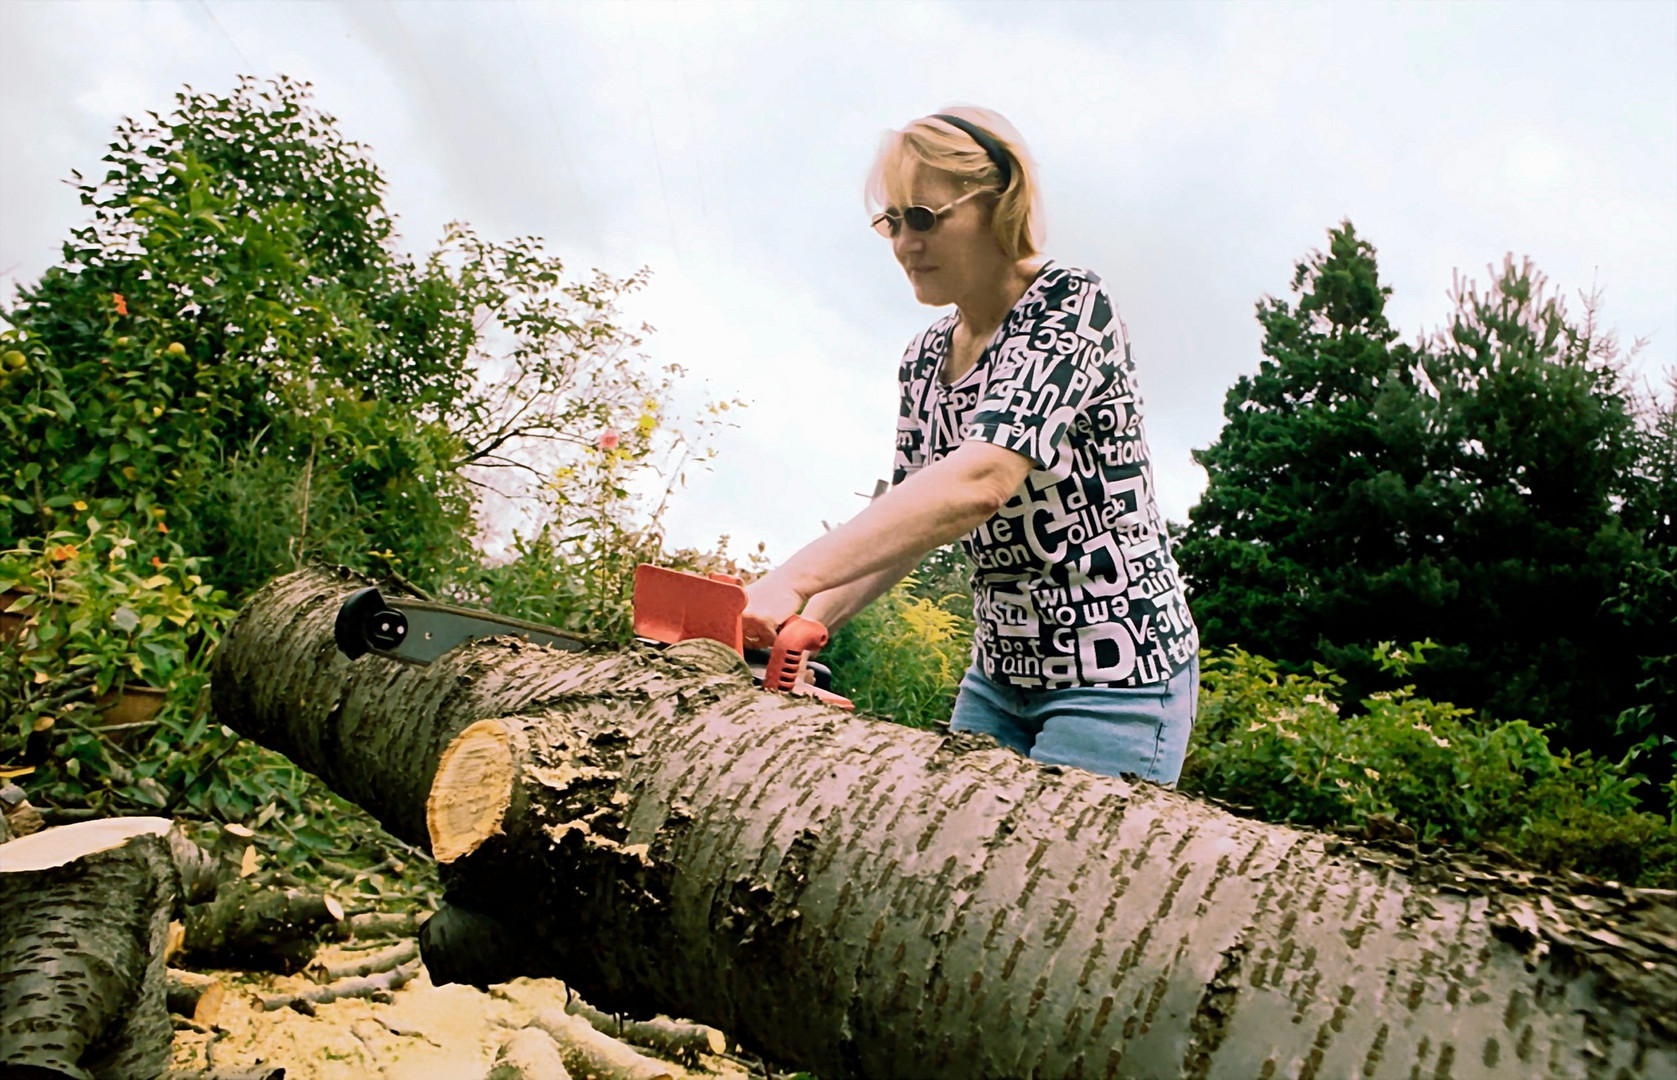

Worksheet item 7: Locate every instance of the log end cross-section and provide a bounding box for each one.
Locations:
[429,718,518,863]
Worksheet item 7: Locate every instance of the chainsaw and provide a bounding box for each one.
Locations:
[333,564,853,709]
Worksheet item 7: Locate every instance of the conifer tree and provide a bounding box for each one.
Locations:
[1179,224,1650,751]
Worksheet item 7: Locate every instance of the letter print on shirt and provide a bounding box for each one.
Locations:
[891,264,1198,689]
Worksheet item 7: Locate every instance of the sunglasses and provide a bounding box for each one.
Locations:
[871,189,984,238]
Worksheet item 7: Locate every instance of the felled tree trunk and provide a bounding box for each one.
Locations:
[0,817,179,1079]
[211,568,1677,1080]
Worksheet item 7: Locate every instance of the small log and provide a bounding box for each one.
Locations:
[308,938,418,983]
[0,816,177,1079]
[258,960,421,1012]
[0,783,45,838]
[489,1027,572,1080]
[164,1067,287,1080]
[179,878,344,973]
[166,968,227,1026]
[327,909,428,940]
[566,998,726,1066]
[528,1008,674,1080]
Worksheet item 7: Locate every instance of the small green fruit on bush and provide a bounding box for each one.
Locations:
[2,350,25,370]
[165,342,186,356]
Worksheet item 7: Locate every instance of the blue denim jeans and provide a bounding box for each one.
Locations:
[949,655,1199,784]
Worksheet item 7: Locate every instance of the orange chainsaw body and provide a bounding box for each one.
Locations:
[632,564,852,709]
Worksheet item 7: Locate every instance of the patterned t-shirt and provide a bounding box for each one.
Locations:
[891,263,1198,690]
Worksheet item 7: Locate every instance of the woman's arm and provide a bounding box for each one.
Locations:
[743,441,1032,644]
[799,550,923,634]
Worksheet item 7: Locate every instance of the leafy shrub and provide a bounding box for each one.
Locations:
[1,519,233,812]
[1183,645,1677,886]
[448,391,749,644]
[2,77,707,606]
[1,519,227,692]
[824,570,973,729]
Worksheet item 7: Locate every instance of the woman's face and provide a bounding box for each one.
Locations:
[890,169,1007,308]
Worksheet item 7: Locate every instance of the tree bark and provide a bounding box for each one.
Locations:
[211,568,1677,1080]
[0,817,179,1080]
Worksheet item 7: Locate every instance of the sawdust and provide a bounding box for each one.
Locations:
[170,950,757,1080]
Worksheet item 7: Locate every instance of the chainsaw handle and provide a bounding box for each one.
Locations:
[762,615,826,691]
[763,616,853,709]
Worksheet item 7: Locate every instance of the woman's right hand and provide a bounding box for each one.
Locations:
[741,572,807,651]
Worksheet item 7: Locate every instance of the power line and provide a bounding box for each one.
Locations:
[513,0,604,256]
[198,0,254,69]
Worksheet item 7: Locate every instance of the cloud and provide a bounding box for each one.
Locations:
[2,0,1672,565]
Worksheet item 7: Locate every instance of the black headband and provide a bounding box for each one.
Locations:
[931,113,1013,191]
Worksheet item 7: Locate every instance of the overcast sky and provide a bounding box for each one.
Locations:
[4,0,1674,562]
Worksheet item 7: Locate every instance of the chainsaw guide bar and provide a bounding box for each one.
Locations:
[333,568,851,709]
[333,587,588,665]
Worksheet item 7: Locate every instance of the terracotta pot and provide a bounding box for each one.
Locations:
[96,684,169,728]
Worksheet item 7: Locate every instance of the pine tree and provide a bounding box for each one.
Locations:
[1178,224,1650,751]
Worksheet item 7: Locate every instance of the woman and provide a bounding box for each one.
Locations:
[742,107,1199,784]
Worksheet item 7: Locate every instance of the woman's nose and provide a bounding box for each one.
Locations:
[893,227,923,261]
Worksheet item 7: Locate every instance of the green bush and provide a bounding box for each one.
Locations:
[1,519,235,813]
[0,76,733,838]
[1183,645,1677,886]
[824,571,973,729]
[0,517,440,906]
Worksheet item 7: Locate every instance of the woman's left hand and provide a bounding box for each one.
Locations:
[742,573,807,650]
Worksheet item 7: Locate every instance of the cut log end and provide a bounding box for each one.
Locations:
[489,1026,572,1080]
[0,815,173,873]
[167,968,227,1026]
[427,718,515,864]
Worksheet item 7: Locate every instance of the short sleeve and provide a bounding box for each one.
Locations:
[960,269,1125,478]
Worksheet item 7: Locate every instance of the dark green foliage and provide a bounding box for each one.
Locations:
[2,76,679,602]
[1,523,232,817]
[1611,380,1677,795]
[1178,222,1662,755]
[1,76,476,595]
[1183,646,1677,887]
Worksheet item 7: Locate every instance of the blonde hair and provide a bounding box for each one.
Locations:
[865,106,1044,261]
